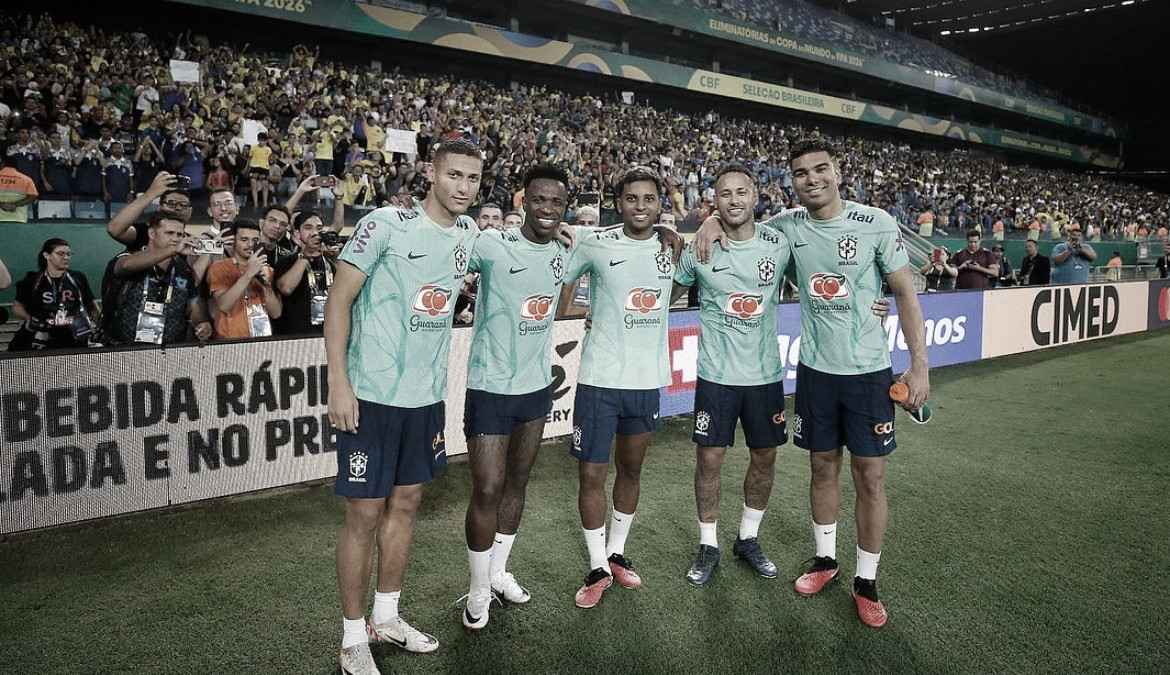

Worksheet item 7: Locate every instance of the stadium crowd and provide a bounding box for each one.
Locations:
[1,10,1169,353]
[682,0,1098,116]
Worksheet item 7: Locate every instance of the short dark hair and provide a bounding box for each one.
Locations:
[292,211,323,231]
[522,163,570,191]
[227,218,261,237]
[504,210,523,220]
[966,229,981,239]
[714,162,756,188]
[1026,238,1038,245]
[431,139,484,167]
[147,213,184,230]
[260,204,291,222]
[788,139,837,165]
[614,165,662,198]
[479,202,502,214]
[160,188,191,205]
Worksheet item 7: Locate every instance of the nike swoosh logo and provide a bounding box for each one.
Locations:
[609,259,626,267]
[408,252,426,259]
[509,266,527,274]
[794,242,809,248]
[883,438,893,446]
[712,266,730,273]
[384,633,407,648]
[464,608,480,624]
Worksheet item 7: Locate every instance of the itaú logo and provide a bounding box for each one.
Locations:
[521,294,554,321]
[725,292,764,320]
[411,285,453,317]
[625,287,662,314]
[809,272,850,301]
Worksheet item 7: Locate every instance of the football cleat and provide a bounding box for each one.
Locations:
[367,617,440,653]
[458,588,496,630]
[794,556,839,596]
[338,643,381,675]
[491,571,532,604]
[608,553,643,589]
[685,544,720,586]
[732,537,778,579]
[851,577,889,628]
[574,567,613,608]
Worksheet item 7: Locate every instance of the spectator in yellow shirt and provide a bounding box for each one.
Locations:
[313,130,334,177]
[248,133,273,210]
[341,163,374,208]
[362,114,385,153]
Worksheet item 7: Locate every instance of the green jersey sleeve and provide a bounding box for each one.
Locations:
[674,244,698,287]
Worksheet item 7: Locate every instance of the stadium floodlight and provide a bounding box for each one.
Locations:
[940,30,951,35]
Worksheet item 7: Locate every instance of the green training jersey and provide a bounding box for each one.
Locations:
[339,206,478,408]
[466,227,571,395]
[762,201,909,375]
[564,228,673,390]
[674,226,791,386]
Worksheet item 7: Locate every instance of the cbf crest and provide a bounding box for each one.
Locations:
[757,257,776,283]
[453,244,468,274]
[655,251,673,276]
[550,253,565,281]
[837,235,858,261]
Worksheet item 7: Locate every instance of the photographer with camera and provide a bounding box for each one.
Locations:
[8,238,100,351]
[1050,224,1097,285]
[274,211,338,336]
[106,214,212,345]
[919,246,957,292]
[106,171,194,253]
[285,174,346,228]
[207,219,282,340]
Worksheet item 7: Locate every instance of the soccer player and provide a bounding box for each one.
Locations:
[672,163,889,586]
[669,163,791,586]
[696,139,928,628]
[562,166,678,608]
[325,139,483,675]
[460,164,574,629]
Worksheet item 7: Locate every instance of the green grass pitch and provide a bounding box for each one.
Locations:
[3,331,1168,674]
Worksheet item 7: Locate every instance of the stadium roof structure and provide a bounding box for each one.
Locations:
[835,0,1153,37]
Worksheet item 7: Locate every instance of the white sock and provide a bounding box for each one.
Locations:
[856,546,881,581]
[490,532,517,579]
[584,526,610,573]
[814,521,837,559]
[468,547,491,592]
[341,616,368,649]
[699,520,718,548]
[739,504,766,540]
[606,510,635,557]
[371,591,399,625]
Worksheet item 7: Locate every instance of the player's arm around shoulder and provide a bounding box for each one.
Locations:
[671,243,698,304]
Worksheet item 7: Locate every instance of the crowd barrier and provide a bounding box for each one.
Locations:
[0,281,1164,534]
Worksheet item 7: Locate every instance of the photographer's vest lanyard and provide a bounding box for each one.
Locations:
[38,272,94,332]
[133,266,175,345]
[306,256,333,326]
[235,259,273,337]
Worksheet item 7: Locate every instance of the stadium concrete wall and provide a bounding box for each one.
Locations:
[2,282,1166,534]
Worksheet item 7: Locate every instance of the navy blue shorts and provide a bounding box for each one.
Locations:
[692,378,787,449]
[335,399,447,498]
[793,363,895,457]
[464,385,553,438]
[570,384,660,464]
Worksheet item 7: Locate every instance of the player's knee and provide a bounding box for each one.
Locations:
[696,447,725,474]
[344,499,386,533]
[810,456,840,484]
[615,455,644,481]
[472,477,505,508]
[748,447,777,468]
[578,464,608,491]
[389,484,424,515]
[851,464,886,497]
